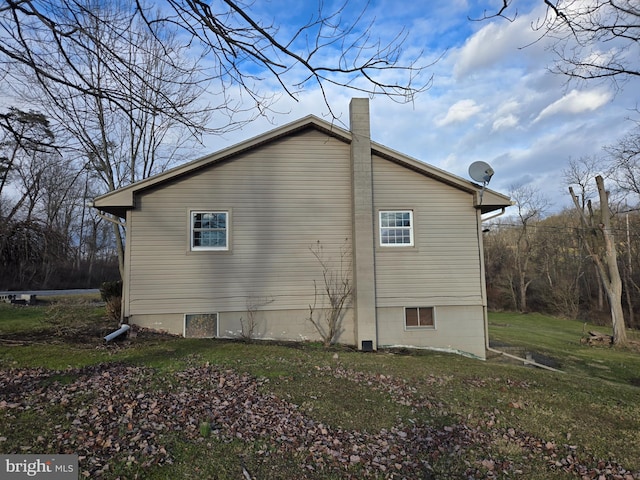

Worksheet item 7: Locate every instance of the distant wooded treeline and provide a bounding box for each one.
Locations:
[484,207,640,329]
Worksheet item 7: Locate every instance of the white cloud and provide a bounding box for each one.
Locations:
[492,114,519,131]
[534,89,612,123]
[436,99,482,126]
[199,0,640,215]
[453,6,550,79]
[454,23,510,77]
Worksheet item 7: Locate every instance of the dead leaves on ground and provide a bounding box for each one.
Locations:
[0,363,638,479]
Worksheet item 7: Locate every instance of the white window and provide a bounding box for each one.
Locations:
[191,211,228,251]
[405,307,435,329]
[379,210,414,246]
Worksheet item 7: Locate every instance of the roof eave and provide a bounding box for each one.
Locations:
[92,115,512,217]
[371,142,512,213]
[92,116,351,218]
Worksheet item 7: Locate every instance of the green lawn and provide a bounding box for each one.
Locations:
[489,311,640,385]
[1,302,639,479]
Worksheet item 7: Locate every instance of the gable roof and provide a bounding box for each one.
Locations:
[93,115,511,217]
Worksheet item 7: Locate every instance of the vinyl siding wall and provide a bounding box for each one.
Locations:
[372,155,482,304]
[371,155,487,358]
[125,129,355,343]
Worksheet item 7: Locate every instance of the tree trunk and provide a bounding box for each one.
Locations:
[594,176,627,345]
[595,266,604,311]
[599,252,627,345]
[569,176,627,345]
[596,253,626,345]
[622,263,635,329]
[519,272,528,312]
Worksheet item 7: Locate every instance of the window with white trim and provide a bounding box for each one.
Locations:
[191,211,228,251]
[405,307,435,329]
[379,210,414,246]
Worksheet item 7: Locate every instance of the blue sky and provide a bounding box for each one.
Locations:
[201,0,640,214]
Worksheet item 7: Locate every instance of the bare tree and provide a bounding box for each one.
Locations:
[563,156,606,311]
[534,210,583,319]
[2,0,432,279]
[0,0,431,128]
[606,126,640,198]
[0,107,119,289]
[604,129,640,327]
[563,156,601,210]
[508,184,550,312]
[569,175,627,345]
[482,220,515,310]
[482,1,640,88]
[0,108,56,223]
[12,2,212,277]
[543,1,640,86]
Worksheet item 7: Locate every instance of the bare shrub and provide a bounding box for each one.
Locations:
[307,239,353,347]
[239,297,274,342]
[105,296,122,322]
[100,280,123,322]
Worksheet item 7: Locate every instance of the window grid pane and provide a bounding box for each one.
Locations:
[192,212,228,250]
[380,210,413,246]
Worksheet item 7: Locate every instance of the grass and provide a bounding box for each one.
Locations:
[489,311,640,384]
[1,301,639,479]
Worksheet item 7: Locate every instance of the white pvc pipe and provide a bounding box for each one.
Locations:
[486,347,564,373]
[104,324,130,342]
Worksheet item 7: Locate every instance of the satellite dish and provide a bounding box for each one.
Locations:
[468,161,495,185]
[468,161,495,207]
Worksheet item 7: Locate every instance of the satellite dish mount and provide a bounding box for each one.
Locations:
[468,161,495,205]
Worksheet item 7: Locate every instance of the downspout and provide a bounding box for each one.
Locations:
[86,201,127,228]
[89,201,130,324]
[478,207,506,361]
[91,207,127,278]
[95,211,126,228]
[479,207,564,373]
[104,324,130,342]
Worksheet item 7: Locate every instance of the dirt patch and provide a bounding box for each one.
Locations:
[0,323,177,348]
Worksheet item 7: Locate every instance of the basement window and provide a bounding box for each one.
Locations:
[405,307,435,329]
[184,313,218,338]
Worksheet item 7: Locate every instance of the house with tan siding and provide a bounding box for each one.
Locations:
[93,98,511,359]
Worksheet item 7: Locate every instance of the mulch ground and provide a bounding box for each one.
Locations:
[1,360,638,479]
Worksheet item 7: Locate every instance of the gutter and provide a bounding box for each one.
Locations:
[481,206,507,222]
